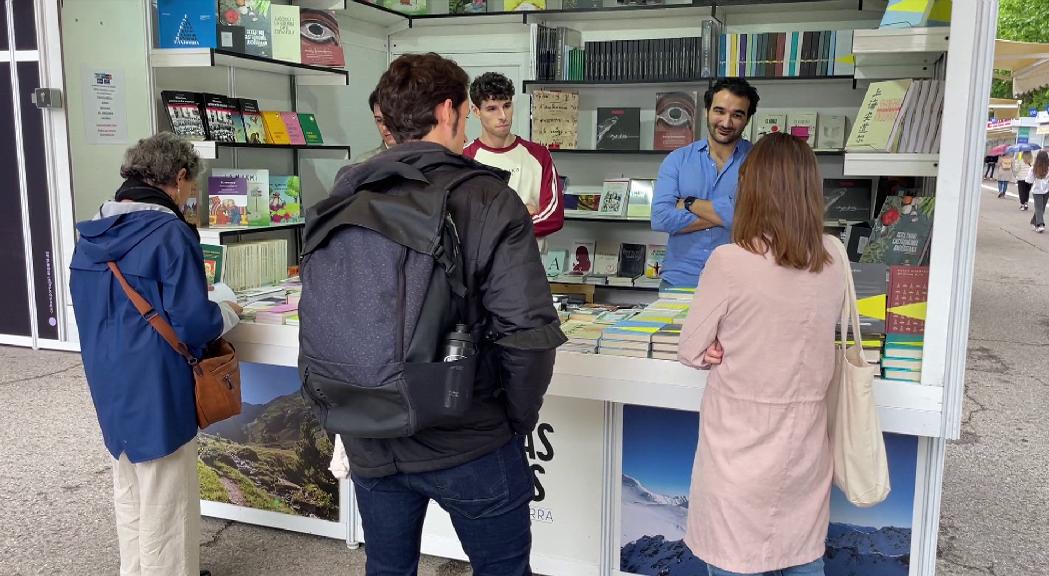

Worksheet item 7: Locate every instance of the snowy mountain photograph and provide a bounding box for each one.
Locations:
[619,406,919,576]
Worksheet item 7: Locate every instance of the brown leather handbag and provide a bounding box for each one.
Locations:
[107,261,242,429]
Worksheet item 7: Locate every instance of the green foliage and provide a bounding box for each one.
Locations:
[997,0,1049,106]
[998,0,1049,44]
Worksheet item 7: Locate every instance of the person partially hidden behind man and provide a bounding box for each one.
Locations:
[349,88,398,164]
[651,78,760,287]
[305,53,566,575]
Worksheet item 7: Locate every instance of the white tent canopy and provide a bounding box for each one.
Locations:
[996,39,1049,96]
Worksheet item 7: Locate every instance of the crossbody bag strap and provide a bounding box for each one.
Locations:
[106,261,198,365]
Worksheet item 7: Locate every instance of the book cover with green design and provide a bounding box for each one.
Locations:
[297,113,324,145]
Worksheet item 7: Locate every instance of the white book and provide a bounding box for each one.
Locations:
[832,30,855,76]
[902,79,929,153]
[912,80,937,153]
[920,80,945,153]
[598,179,630,217]
[817,114,847,150]
[788,111,818,148]
[752,111,788,141]
[888,82,919,153]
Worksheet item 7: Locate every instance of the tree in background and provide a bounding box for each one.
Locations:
[993,0,1049,112]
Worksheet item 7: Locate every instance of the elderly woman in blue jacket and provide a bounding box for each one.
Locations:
[70,132,240,576]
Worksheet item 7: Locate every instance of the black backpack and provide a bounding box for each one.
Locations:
[298,170,487,439]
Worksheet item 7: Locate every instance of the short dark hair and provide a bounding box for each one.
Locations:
[368,88,379,112]
[376,53,470,144]
[469,72,515,107]
[704,78,759,118]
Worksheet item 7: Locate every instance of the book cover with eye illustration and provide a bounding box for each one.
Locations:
[299,9,345,67]
[654,92,698,151]
[597,107,641,151]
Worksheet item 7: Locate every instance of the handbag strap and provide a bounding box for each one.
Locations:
[106,261,198,366]
[831,239,865,353]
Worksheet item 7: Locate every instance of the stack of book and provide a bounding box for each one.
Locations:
[255,302,299,325]
[881,265,929,382]
[558,320,605,354]
[598,318,666,358]
[845,79,945,154]
[597,299,691,358]
[650,325,683,361]
[223,239,289,292]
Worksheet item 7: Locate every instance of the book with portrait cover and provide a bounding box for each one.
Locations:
[300,9,345,67]
[654,92,698,151]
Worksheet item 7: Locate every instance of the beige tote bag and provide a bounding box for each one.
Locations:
[827,239,890,508]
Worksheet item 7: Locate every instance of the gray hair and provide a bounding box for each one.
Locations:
[119,132,201,185]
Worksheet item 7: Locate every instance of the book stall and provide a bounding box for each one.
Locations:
[35,1,995,575]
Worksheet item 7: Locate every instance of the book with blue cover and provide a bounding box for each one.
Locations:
[158,0,217,49]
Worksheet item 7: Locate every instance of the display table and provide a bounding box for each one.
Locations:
[209,322,941,576]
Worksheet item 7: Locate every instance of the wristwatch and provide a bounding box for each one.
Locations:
[683,196,697,214]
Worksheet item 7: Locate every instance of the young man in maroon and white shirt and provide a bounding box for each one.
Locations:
[464,72,564,240]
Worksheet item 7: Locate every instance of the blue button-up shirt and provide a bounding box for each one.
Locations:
[651,138,752,287]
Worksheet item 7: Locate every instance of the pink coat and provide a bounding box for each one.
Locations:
[677,236,845,573]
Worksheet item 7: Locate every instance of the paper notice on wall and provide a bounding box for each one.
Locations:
[82,67,127,144]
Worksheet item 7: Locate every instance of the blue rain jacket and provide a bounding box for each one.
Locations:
[70,203,223,462]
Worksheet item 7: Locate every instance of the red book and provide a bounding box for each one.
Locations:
[299,9,345,67]
[886,265,929,335]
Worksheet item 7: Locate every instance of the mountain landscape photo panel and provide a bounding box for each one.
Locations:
[620,405,918,576]
[198,362,339,522]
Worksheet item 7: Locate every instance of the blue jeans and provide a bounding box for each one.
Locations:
[352,438,534,576]
[708,558,825,576]
[998,180,1010,195]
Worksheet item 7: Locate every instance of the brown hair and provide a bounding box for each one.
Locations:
[732,132,831,273]
[1034,150,1049,180]
[375,52,470,144]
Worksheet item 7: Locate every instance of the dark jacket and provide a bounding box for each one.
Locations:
[317,141,566,478]
[69,193,223,463]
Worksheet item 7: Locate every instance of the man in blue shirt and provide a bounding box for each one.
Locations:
[651,78,759,287]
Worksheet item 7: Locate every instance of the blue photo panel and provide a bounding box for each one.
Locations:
[620,405,917,576]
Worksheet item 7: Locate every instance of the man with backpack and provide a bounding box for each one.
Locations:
[298,52,566,576]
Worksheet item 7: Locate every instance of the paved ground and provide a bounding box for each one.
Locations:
[0,181,1045,575]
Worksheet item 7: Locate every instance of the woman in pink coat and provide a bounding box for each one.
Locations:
[677,132,846,576]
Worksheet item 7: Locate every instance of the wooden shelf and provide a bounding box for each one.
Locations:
[150,49,349,85]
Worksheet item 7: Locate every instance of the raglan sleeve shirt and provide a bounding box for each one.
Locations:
[530,145,564,238]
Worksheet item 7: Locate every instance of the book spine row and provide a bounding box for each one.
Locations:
[717,30,854,78]
[534,25,720,83]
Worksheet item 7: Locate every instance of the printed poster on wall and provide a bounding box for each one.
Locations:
[198,362,342,527]
[397,395,606,574]
[620,405,917,576]
[81,66,127,144]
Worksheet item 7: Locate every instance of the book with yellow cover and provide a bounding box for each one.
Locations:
[845,79,912,152]
[261,111,291,145]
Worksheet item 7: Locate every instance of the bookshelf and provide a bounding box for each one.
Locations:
[852,27,950,79]
[551,148,845,156]
[190,141,352,160]
[843,152,940,177]
[149,48,349,86]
